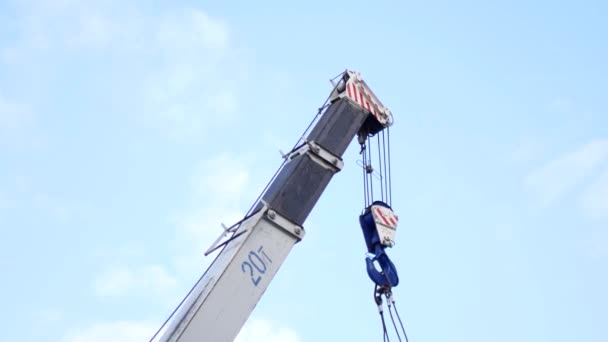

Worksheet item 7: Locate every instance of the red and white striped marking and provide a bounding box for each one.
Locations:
[345,81,383,122]
[373,206,398,229]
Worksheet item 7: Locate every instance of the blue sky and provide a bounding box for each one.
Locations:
[1,0,607,341]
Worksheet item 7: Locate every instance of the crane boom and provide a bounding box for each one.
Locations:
[156,70,394,342]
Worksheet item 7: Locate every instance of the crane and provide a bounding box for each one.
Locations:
[151,70,401,342]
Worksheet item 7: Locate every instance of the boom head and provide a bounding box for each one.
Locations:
[329,69,394,136]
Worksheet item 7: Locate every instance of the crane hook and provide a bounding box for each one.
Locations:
[359,200,399,288]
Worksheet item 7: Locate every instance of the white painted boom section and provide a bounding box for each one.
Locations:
[158,205,304,342]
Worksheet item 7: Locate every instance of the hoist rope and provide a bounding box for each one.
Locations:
[362,144,370,208]
[387,302,402,342]
[393,301,410,342]
[380,311,391,342]
[382,130,389,206]
[387,126,392,206]
[367,138,374,202]
[377,133,383,202]
[375,285,391,342]
[358,106,402,342]
[360,124,393,208]
[372,288,411,342]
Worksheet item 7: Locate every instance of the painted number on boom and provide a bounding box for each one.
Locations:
[241,246,272,287]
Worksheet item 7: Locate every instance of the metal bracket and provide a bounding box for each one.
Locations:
[285,140,344,172]
[203,204,267,256]
[265,207,305,241]
[203,199,305,257]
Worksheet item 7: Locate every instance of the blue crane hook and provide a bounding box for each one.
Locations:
[359,201,399,287]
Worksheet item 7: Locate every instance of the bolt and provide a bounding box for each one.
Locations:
[268,211,276,219]
[312,146,320,153]
[332,158,338,165]
[294,228,302,235]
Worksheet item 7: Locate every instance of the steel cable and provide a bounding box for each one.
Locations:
[375,285,391,342]
[382,129,389,207]
[393,301,410,342]
[380,311,391,342]
[377,133,384,202]
[367,138,374,201]
[387,302,402,342]
[387,126,392,206]
[363,145,370,207]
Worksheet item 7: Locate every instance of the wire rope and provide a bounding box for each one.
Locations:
[393,301,410,342]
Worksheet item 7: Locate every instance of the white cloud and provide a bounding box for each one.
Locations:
[28,308,66,341]
[235,318,301,342]
[581,169,608,219]
[509,136,546,164]
[169,153,253,272]
[174,206,244,247]
[137,8,247,140]
[525,139,608,207]
[62,320,157,342]
[63,317,299,342]
[3,2,248,140]
[157,9,230,55]
[208,90,239,116]
[30,192,97,223]
[3,2,264,340]
[94,264,177,297]
[3,0,130,58]
[192,153,250,203]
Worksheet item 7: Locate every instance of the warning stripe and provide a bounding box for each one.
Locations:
[374,207,393,227]
[373,206,399,228]
[344,80,385,124]
[345,81,366,111]
[364,87,381,121]
[359,85,369,110]
[358,85,368,111]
